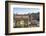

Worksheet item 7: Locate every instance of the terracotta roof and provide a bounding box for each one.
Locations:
[15,15,29,19]
[15,14,31,16]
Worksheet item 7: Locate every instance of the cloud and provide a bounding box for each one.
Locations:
[13,8,40,14]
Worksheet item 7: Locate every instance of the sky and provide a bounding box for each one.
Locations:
[13,7,40,14]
